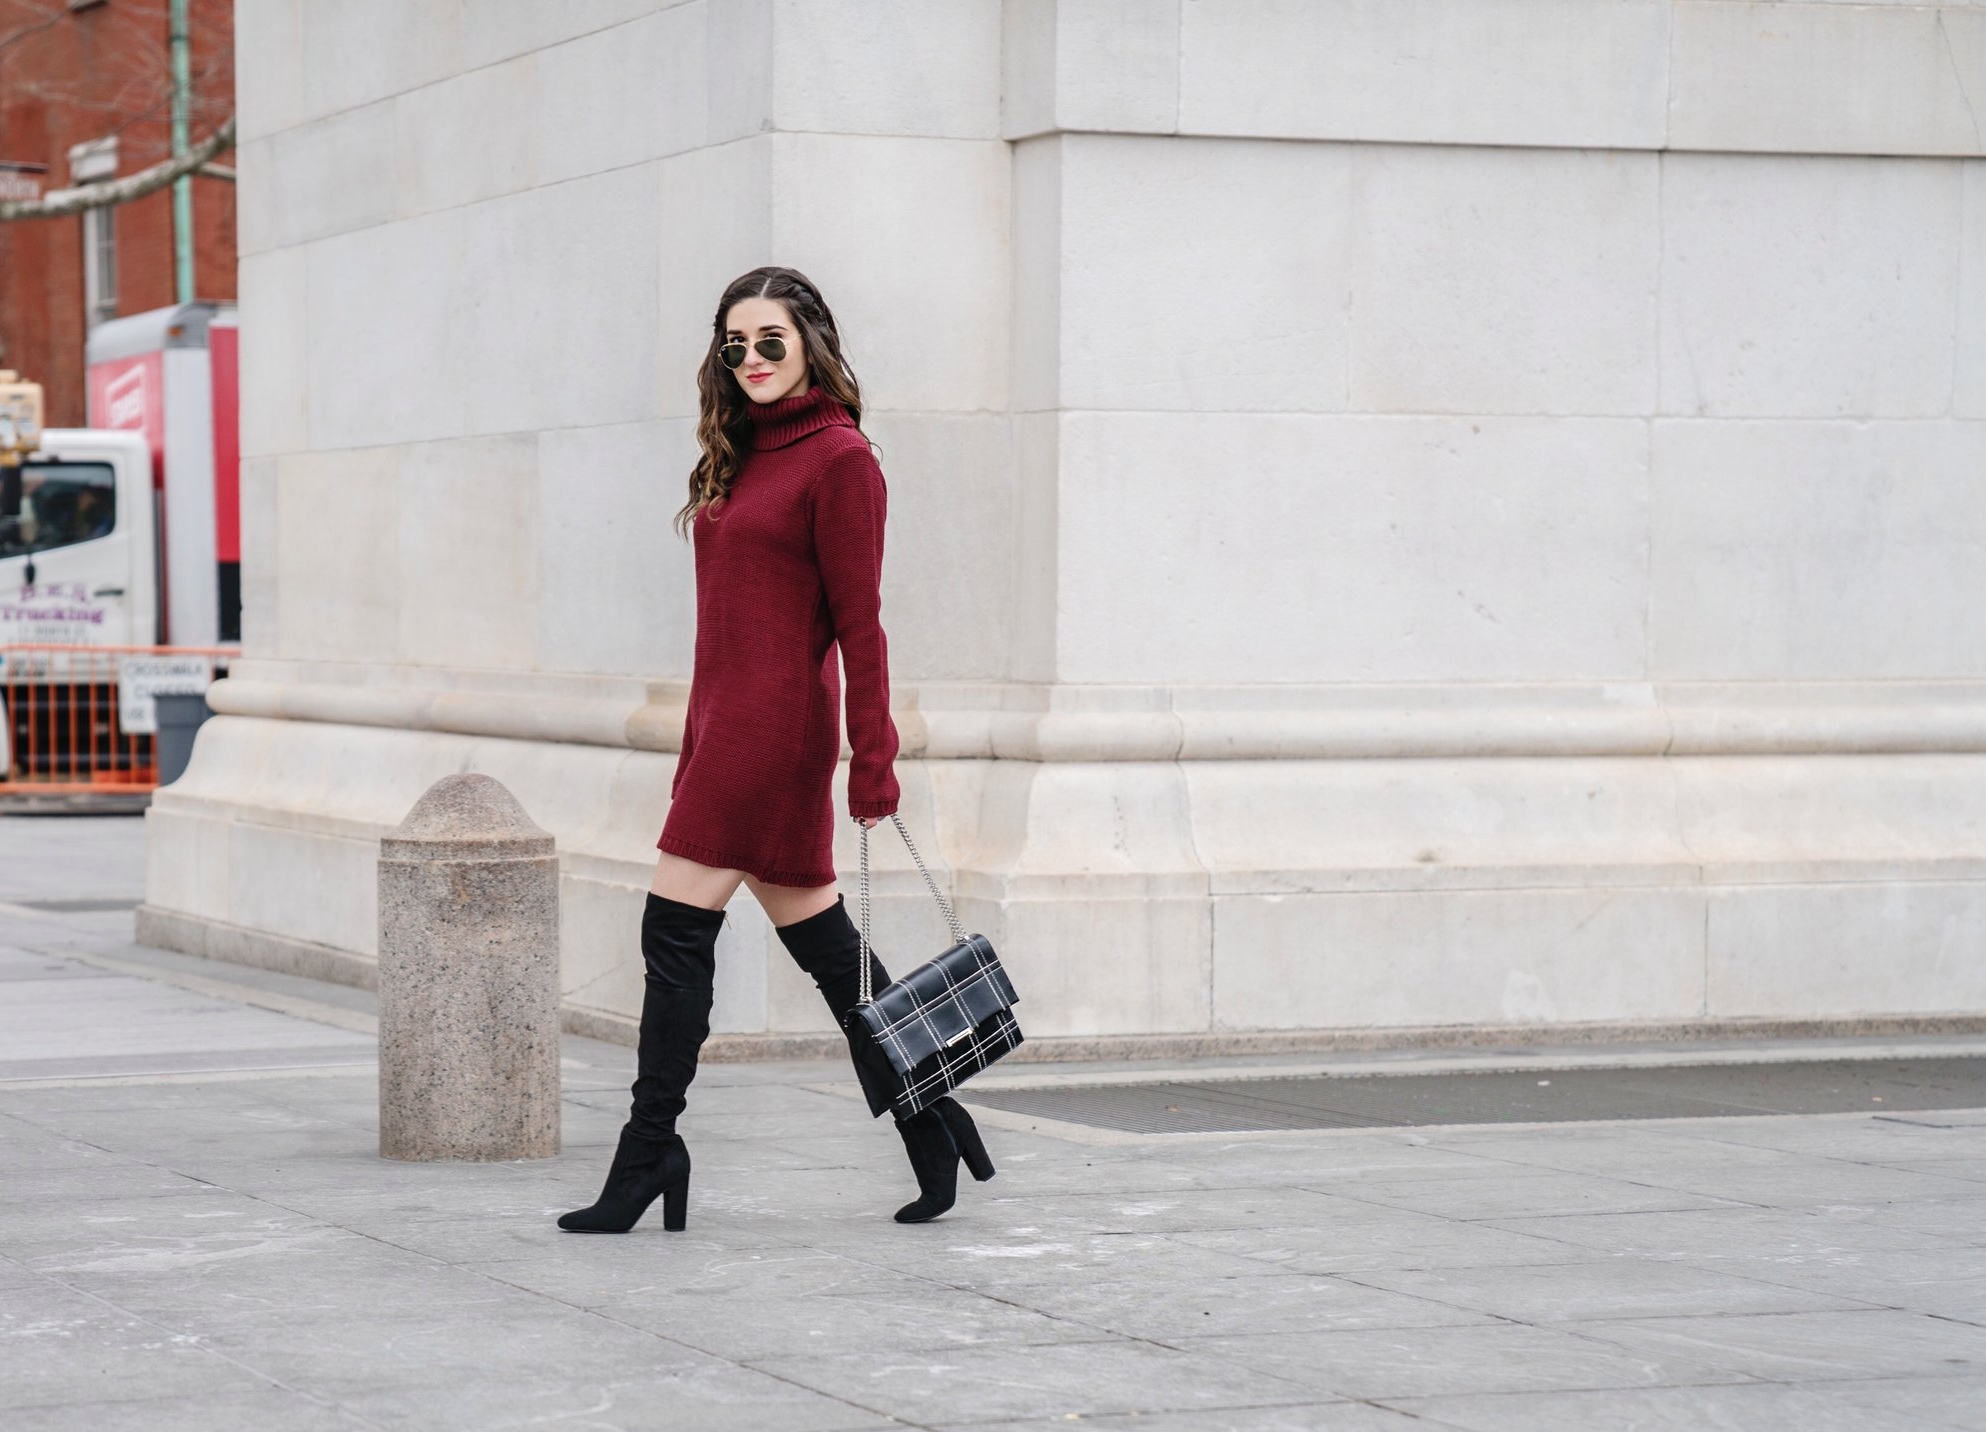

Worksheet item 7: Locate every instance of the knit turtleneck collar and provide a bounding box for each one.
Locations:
[743,383,852,449]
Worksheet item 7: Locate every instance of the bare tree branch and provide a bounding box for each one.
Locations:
[0,114,234,221]
[2,45,232,160]
[0,5,66,63]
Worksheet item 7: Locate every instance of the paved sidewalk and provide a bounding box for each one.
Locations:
[3,816,1985,1430]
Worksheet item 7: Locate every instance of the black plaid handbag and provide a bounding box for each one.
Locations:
[843,812,1023,1120]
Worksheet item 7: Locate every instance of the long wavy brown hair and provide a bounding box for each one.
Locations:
[673,266,880,540]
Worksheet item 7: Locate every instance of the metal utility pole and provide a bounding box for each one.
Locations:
[169,0,193,303]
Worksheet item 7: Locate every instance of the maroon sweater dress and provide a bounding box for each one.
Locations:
[656,383,902,887]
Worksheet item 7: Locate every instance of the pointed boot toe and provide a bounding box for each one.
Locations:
[557,1129,691,1233]
[891,1104,961,1223]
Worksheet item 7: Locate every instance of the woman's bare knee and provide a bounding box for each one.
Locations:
[649,851,744,910]
[743,874,837,928]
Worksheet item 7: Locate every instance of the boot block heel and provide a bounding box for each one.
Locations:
[937,1098,995,1182]
[557,1130,692,1234]
[661,1179,689,1232]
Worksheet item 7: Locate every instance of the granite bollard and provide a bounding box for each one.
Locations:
[377,773,561,1160]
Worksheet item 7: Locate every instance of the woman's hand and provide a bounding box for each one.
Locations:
[854,815,881,829]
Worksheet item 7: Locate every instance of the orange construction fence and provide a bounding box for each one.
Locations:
[0,644,232,797]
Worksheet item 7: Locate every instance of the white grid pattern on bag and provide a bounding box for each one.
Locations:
[887,1010,1024,1116]
[850,813,1022,1116]
[862,940,1012,1068]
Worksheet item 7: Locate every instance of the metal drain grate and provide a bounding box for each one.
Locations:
[957,1057,1986,1134]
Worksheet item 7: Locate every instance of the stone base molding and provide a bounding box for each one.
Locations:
[209,660,1986,763]
[139,677,1986,1047]
[123,902,1986,1063]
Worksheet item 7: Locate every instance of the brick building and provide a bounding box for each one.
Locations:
[0,0,234,426]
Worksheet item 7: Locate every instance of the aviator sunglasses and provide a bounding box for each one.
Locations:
[719,336,787,369]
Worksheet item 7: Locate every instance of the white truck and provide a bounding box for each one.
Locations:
[0,302,238,802]
[1,425,159,647]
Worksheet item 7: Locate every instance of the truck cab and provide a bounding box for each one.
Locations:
[1,428,157,647]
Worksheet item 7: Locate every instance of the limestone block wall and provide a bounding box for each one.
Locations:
[142,0,1986,1052]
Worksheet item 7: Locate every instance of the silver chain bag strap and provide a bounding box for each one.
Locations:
[848,812,1024,1120]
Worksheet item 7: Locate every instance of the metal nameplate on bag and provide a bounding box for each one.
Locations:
[944,1026,972,1047]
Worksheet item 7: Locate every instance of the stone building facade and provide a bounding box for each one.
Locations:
[141,0,1986,1054]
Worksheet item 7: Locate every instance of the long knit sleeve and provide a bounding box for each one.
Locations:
[810,443,901,818]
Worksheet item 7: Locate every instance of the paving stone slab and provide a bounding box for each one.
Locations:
[1322,1168,1741,1221]
[0,1283,275,1412]
[0,970,374,1079]
[1619,1158,1986,1210]
[599,1277,1116,1362]
[0,1073,372,1116]
[319,1362,900,1432]
[4,1110,379,1167]
[36,1234,535,1325]
[1485,1204,1971,1266]
[936,1406,1429,1432]
[3,1202,362,1280]
[1677,1113,1986,1160]
[746,1335,1319,1424]
[1344,1257,1884,1324]
[260,1203,783,1266]
[0,949,111,982]
[1166,1321,1754,1401]
[465,1244,912,1305]
[2,1160,220,1203]
[7,1390,364,1432]
[1121,1134,1516,1184]
[929,1183,1355,1236]
[1833,1194,1986,1245]
[1384,1379,1957,1431]
[1862,1156,1986,1182]
[185,1304,735,1395]
[1170,1204,1595,1275]
[0,1185,300,1245]
[1569,1309,1986,1383]
[764,1134,1239,1194]
[1675,1243,1986,1319]
[980,1269,1495,1341]
[799,1223,1301,1291]
[0,815,146,902]
[1822,1374,1986,1431]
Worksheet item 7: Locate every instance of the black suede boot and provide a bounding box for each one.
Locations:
[772,894,901,1115]
[555,1126,690,1234]
[559,892,725,1234]
[933,1094,995,1184]
[773,894,995,1221]
[890,1103,961,1222]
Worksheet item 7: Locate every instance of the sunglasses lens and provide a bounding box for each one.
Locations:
[721,338,788,369]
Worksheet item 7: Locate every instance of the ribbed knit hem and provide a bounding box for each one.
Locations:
[656,831,836,889]
[847,797,898,819]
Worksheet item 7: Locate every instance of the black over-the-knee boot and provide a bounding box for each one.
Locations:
[772,893,898,1116]
[558,892,726,1234]
[773,894,995,1223]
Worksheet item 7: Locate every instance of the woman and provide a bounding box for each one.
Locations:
[558,266,995,1235]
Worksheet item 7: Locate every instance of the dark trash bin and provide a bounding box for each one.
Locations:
[152,690,213,787]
